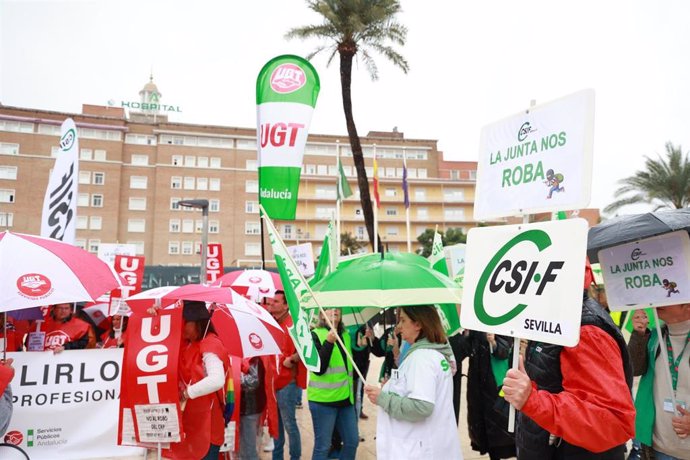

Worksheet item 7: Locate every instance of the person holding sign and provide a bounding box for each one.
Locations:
[628,303,690,460]
[501,265,636,458]
[308,308,359,460]
[365,306,462,460]
[171,301,230,460]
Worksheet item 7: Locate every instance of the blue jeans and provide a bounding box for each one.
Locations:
[653,450,683,460]
[308,402,358,460]
[239,413,260,460]
[273,382,301,460]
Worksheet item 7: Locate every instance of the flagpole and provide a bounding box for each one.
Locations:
[373,144,379,254]
[336,141,342,261]
[403,147,411,253]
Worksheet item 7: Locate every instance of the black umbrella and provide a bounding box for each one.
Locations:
[587,208,690,263]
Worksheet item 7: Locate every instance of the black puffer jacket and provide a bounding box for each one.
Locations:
[515,295,633,460]
[457,331,516,458]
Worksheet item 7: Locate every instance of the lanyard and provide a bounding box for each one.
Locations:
[665,330,690,391]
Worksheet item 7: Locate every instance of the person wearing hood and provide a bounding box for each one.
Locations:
[365,305,462,459]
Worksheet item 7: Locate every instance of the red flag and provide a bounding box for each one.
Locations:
[109,255,145,316]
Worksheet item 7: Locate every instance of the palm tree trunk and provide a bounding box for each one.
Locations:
[339,50,379,251]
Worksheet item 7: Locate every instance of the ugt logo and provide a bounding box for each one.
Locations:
[475,229,564,325]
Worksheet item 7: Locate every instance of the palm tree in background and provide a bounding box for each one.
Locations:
[604,142,690,214]
[286,0,409,250]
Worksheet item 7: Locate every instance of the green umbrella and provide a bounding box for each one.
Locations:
[306,252,462,309]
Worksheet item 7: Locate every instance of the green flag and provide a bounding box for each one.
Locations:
[429,230,462,335]
[262,206,321,371]
[257,55,320,219]
[337,160,353,200]
[310,218,337,287]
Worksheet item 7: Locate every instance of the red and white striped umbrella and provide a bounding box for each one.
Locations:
[214,269,283,302]
[125,284,241,315]
[0,231,124,312]
[211,290,285,358]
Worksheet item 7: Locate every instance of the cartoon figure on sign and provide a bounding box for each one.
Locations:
[662,279,680,297]
[544,169,564,199]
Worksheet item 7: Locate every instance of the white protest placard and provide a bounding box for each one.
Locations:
[599,230,690,311]
[97,243,136,266]
[474,89,594,220]
[287,242,316,278]
[133,403,181,443]
[445,243,466,283]
[461,218,588,346]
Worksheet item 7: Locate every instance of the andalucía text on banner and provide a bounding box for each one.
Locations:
[429,231,462,335]
[41,118,79,244]
[261,206,321,372]
[256,55,320,220]
[310,218,338,287]
[337,159,353,200]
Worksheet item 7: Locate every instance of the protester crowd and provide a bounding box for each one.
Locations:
[2,266,690,460]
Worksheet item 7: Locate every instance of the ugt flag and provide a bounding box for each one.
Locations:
[257,55,320,220]
[41,118,79,244]
[261,205,321,371]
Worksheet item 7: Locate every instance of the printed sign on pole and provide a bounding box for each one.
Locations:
[206,243,224,283]
[474,89,594,220]
[287,242,316,278]
[109,255,145,316]
[599,230,690,311]
[461,219,588,347]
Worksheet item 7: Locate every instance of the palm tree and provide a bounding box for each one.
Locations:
[286,0,409,250]
[604,142,690,214]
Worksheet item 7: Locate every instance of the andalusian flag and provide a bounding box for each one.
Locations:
[261,206,321,371]
[310,218,338,287]
[257,55,320,219]
[337,160,353,201]
[429,230,462,335]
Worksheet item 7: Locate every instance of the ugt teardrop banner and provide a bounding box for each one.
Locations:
[257,55,320,220]
[474,89,594,220]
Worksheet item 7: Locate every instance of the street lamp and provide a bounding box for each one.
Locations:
[177,199,209,283]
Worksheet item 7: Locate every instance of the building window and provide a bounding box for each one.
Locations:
[356,226,365,240]
[0,143,19,156]
[182,219,194,233]
[79,171,91,184]
[171,198,181,210]
[315,185,336,199]
[184,177,195,190]
[196,177,208,190]
[386,207,398,216]
[386,226,399,236]
[417,207,428,219]
[469,170,477,180]
[169,219,180,233]
[198,156,209,168]
[0,189,15,203]
[129,197,147,211]
[210,178,221,191]
[51,146,61,157]
[418,169,428,179]
[316,206,335,219]
[444,208,465,221]
[209,199,220,212]
[131,154,149,166]
[245,180,258,193]
[245,243,261,256]
[78,193,89,207]
[304,164,316,175]
[76,216,88,230]
[88,239,100,253]
[93,172,105,185]
[94,149,106,161]
[450,170,460,180]
[0,120,33,133]
[210,157,221,168]
[182,241,194,255]
[128,219,146,232]
[209,220,219,233]
[415,188,426,200]
[128,241,145,255]
[171,176,182,189]
[184,156,195,167]
[195,220,203,233]
[90,216,102,230]
[245,221,260,235]
[130,176,148,189]
[283,224,293,239]
[168,241,180,255]
[74,239,87,250]
[246,160,258,171]
[91,194,103,207]
[0,166,18,180]
[80,149,92,160]
[172,155,183,166]
[125,134,156,145]
[0,212,13,228]
[444,188,465,202]
[245,201,258,214]
[317,165,328,175]
[385,188,396,197]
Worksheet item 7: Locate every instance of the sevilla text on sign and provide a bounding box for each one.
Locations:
[599,230,690,311]
[474,89,594,220]
[461,219,588,346]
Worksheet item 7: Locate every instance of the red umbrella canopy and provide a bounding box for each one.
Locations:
[0,231,124,312]
[125,284,240,315]
[214,270,283,302]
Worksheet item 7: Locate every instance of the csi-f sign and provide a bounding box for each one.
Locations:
[461,218,588,347]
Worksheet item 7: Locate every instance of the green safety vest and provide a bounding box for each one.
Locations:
[634,329,660,446]
[308,328,354,404]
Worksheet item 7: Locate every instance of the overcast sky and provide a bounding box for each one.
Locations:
[2,0,689,215]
